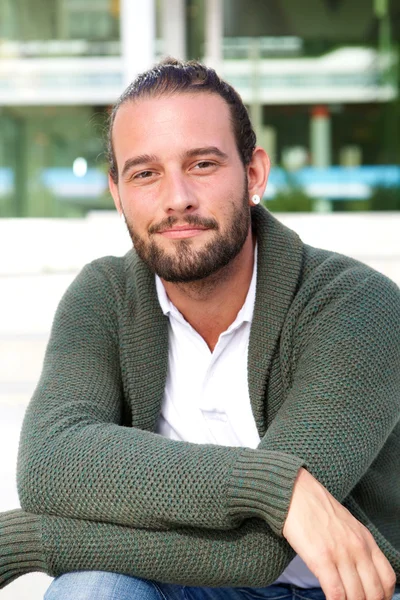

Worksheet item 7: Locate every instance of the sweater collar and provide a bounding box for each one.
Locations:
[123,206,304,435]
[248,206,303,436]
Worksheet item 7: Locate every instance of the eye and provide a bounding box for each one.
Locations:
[193,160,216,170]
[134,170,154,179]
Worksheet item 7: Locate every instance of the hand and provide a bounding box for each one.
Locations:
[282,468,396,600]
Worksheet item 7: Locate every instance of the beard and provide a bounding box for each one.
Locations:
[124,184,251,283]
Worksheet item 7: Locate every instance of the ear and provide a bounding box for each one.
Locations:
[108,173,122,215]
[246,147,271,205]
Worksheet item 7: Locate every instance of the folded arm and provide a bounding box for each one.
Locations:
[18,262,400,533]
[259,268,400,500]
[0,509,294,590]
[17,261,303,536]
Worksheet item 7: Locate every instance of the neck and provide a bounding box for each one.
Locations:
[161,230,256,351]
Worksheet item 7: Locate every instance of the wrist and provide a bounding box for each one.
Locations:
[0,509,47,589]
[227,448,305,536]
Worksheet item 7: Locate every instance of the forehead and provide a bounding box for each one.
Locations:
[111,92,236,160]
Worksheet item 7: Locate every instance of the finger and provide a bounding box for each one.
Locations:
[369,544,397,600]
[338,558,367,600]
[356,558,384,600]
[316,563,346,600]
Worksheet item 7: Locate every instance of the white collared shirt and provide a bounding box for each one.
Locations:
[155,248,319,588]
[155,248,260,448]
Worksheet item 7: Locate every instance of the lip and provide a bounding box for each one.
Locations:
[157,226,208,239]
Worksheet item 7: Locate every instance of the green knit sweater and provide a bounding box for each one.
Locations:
[1,207,399,589]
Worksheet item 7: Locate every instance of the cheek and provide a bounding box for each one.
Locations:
[120,189,155,228]
[127,210,152,235]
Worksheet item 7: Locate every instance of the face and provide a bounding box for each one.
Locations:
[109,92,253,283]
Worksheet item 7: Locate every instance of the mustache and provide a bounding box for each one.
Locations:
[149,215,219,235]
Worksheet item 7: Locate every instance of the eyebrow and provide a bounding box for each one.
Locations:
[121,147,228,179]
[121,154,158,179]
[183,147,229,161]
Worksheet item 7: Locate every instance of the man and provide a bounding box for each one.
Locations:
[0,59,399,600]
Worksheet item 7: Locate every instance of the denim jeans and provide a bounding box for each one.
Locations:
[44,571,400,600]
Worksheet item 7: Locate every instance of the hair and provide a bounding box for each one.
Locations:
[107,57,256,183]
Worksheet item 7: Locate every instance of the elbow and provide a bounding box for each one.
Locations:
[17,434,54,514]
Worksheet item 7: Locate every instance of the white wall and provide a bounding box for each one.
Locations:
[1,211,399,282]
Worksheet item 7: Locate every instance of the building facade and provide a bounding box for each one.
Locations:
[0,0,398,216]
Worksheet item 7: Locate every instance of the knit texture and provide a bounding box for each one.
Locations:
[0,510,46,588]
[0,206,398,588]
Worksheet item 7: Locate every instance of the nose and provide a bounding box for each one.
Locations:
[160,171,199,214]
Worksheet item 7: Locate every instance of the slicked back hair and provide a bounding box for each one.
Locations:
[107,57,256,183]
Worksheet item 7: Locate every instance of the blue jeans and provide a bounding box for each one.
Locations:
[44,571,400,600]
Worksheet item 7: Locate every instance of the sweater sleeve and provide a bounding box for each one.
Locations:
[17,261,304,537]
[0,509,294,589]
[252,267,400,505]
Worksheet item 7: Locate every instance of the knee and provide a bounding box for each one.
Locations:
[44,571,162,600]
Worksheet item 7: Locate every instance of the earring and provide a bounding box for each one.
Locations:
[251,194,261,205]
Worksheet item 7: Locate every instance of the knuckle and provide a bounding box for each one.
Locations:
[346,592,366,600]
[361,525,375,541]
[387,570,397,588]
[384,572,397,596]
[349,532,369,554]
[369,587,386,600]
[316,546,334,564]
[326,585,346,600]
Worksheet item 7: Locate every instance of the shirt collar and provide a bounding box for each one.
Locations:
[155,244,258,326]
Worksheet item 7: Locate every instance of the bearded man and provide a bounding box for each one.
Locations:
[1,59,399,600]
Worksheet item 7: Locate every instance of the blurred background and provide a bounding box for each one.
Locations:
[0,1,399,598]
[0,0,399,216]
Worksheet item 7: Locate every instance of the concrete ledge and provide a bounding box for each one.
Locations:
[1,211,400,284]
[0,574,52,599]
